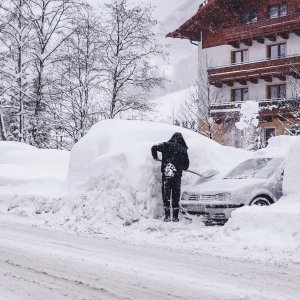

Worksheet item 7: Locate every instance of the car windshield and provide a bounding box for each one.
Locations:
[224,158,283,179]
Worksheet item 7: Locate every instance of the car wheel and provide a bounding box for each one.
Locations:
[250,196,272,206]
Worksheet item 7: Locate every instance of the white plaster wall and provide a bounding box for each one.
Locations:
[200,35,297,69]
[198,41,232,68]
[287,33,300,56]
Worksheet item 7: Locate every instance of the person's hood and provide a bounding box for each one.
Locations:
[168,132,188,149]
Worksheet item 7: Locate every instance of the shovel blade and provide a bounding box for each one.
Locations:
[201,169,219,178]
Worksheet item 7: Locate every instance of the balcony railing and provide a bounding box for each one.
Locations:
[210,99,300,118]
[224,12,300,43]
[208,55,300,85]
[211,97,299,105]
[209,54,300,70]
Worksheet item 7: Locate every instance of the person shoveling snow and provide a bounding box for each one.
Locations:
[151,133,190,222]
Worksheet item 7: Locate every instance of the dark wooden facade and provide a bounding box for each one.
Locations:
[167,0,300,49]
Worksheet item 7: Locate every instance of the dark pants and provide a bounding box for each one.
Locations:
[162,176,181,217]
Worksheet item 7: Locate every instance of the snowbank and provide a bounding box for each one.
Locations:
[255,135,297,158]
[64,119,249,226]
[0,141,70,197]
[282,138,300,195]
[222,196,300,252]
[221,136,300,259]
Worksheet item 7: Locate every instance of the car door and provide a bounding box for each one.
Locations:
[272,167,284,201]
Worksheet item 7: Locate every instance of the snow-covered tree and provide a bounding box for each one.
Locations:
[176,56,231,141]
[235,101,260,149]
[0,0,33,142]
[25,0,79,147]
[100,0,165,119]
[49,4,103,148]
[276,72,300,136]
[0,0,167,148]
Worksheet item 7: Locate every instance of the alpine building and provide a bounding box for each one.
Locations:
[168,0,300,147]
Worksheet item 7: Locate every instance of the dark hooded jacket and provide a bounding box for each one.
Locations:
[151,133,190,178]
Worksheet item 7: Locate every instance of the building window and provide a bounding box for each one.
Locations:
[268,2,287,19]
[268,43,286,59]
[232,50,249,64]
[267,84,286,99]
[232,88,249,102]
[241,11,258,24]
[264,127,276,146]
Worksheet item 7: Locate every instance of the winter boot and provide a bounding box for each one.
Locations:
[172,208,179,222]
[164,208,171,222]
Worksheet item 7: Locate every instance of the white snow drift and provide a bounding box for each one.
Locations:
[64,119,249,226]
[221,136,300,258]
[0,142,69,197]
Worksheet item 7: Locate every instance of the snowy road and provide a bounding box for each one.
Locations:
[0,220,299,300]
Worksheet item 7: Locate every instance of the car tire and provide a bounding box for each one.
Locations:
[250,196,272,206]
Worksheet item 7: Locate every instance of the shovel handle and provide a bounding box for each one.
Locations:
[185,170,203,177]
[154,158,203,177]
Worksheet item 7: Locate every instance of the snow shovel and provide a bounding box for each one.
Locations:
[186,169,219,179]
[155,159,219,179]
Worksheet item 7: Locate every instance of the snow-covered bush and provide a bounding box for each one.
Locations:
[235,101,260,149]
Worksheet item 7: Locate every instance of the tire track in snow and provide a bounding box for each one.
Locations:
[0,220,299,300]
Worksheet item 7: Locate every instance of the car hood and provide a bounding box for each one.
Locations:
[187,178,268,194]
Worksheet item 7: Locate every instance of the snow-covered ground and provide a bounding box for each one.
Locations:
[1,120,300,268]
[0,142,69,217]
[1,220,299,300]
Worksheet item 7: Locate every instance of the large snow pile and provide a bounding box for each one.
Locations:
[221,136,300,257]
[282,138,300,195]
[0,142,70,197]
[254,135,297,158]
[62,119,249,228]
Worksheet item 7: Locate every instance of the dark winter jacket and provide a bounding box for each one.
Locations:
[151,133,189,178]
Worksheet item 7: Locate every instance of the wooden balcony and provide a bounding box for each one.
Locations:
[210,99,300,122]
[208,55,300,86]
[224,12,300,47]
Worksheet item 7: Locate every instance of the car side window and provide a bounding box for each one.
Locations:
[254,158,284,179]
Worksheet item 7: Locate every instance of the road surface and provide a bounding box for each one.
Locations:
[0,220,299,300]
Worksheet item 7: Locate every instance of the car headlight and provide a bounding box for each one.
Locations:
[213,193,231,201]
[181,192,188,201]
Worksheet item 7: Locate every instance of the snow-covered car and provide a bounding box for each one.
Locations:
[180,157,285,224]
